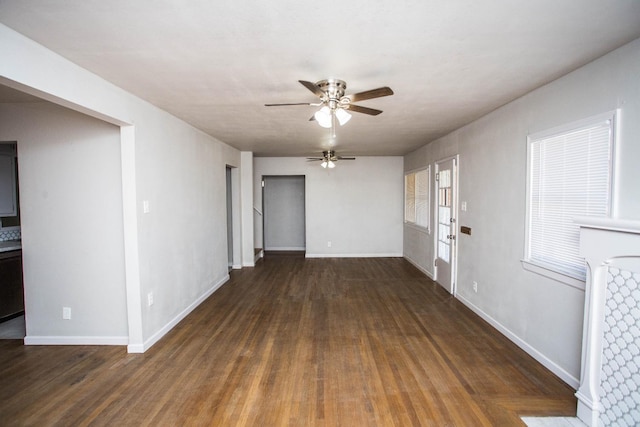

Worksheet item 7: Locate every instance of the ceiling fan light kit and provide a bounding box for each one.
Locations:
[313,106,352,129]
[334,108,352,126]
[266,78,393,127]
[314,106,332,128]
[267,79,393,167]
[321,160,336,169]
[308,150,355,169]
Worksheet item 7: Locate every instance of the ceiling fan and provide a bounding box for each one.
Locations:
[307,150,355,168]
[265,79,393,130]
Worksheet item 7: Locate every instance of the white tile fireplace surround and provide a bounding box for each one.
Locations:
[575,217,640,427]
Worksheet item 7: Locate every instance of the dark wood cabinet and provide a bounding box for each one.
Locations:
[0,250,23,321]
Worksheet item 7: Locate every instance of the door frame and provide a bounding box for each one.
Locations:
[226,165,241,270]
[433,155,459,295]
[261,175,306,253]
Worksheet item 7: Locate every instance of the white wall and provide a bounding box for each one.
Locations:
[0,24,242,350]
[133,108,239,343]
[0,102,127,341]
[254,157,403,257]
[403,38,640,387]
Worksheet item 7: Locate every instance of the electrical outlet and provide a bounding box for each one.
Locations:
[327,241,332,248]
[62,307,71,320]
[143,200,150,214]
[147,292,154,307]
[472,281,478,293]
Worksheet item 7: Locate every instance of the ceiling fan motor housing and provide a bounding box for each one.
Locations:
[316,79,347,108]
[322,150,336,161]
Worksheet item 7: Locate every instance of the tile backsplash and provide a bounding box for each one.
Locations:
[0,228,21,241]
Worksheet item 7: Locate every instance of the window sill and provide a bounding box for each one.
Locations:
[404,222,430,235]
[521,260,585,291]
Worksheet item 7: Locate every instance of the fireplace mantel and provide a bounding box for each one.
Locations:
[575,217,640,426]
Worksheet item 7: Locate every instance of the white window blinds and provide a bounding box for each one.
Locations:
[405,174,416,223]
[527,116,613,281]
[405,167,430,229]
[415,168,430,228]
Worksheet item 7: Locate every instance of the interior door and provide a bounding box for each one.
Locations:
[435,157,457,294]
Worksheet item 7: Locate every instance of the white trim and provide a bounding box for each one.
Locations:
[120,125,145,352]
[232,264,242,270]
[574,216,640,234]
[403,255,434,279]
[521,259,586,290]
[576,390,602,427]
[524,111,617,287]
[457,293,580,389]
[528,110,617,141]
[264,246,306,251]
[24,335,128,346]
[404,165,431,231]
[404,165,431,174]
[404,222,430,235]
[305,253,403,258]
[127,274,229,353]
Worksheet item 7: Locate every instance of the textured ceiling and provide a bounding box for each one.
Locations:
[1,1,640,157]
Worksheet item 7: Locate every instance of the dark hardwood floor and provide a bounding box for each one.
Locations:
[0,256,576,426]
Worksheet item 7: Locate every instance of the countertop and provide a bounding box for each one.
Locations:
[0,240,21,252]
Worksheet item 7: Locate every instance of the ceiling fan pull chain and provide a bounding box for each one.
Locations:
[331,111,336,138]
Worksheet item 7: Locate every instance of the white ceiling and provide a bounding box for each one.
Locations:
[1,1,640,157]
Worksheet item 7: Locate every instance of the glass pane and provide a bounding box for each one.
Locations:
[439,170,450,188]
[439,224,450,242]
[439,207,450,224]
[438,241,450,263]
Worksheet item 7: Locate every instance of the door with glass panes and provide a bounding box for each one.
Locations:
[435,157,457,294]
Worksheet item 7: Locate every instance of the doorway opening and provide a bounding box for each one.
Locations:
[0,141,24,339]
[262,175,306,256]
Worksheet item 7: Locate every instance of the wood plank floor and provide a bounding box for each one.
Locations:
[0,256,576,426]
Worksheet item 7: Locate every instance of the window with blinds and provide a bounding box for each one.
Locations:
[405,167,430,230]
[525,113,615,282]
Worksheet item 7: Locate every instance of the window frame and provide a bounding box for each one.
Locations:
[522,111,617,290]
[404,166,431,233]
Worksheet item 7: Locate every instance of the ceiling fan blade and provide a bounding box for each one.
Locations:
[306,158,323,161]
[337,157,356,160]
[299,80,326,98]
[264,102,315,107]
[346,87,394,103]
[346,104,383,116]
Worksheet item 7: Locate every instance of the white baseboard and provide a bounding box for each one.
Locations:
[456,294,580,389]
[403,255,435,279]
[24,335,128,346]
[264,246,306,251]
[305,253,403,258]
[128,274,230,354]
